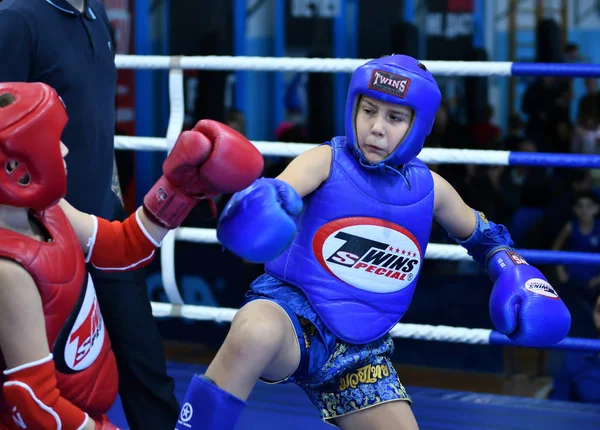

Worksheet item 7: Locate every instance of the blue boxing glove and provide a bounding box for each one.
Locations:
[217,178,303,263]
[487,250,571,347]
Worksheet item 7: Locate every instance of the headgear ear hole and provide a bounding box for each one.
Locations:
[0,93,15,108]
[18,172,31,186]
[5,160,18,173]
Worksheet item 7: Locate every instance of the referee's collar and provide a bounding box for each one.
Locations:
[44,0,96,20]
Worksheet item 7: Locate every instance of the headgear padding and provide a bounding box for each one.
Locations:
[0,82,68,210]
[345,55,441,167]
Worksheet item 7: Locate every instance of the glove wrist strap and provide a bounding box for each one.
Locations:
[487,249,529,283]
[143,175,199,229]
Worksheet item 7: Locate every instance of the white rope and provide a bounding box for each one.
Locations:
[160,59,187,305]
[174,228,472,261]
[114,136,511,166]
[165,60,185,151]
[114,136,165,151]
[424,244,471,261]
[150,301,493,344]
[419,148,510,166]
[160,230,183,304]
[388,323,492,344]
[175,227,217,244]
[151,302,236,323]
[115,54,512,76]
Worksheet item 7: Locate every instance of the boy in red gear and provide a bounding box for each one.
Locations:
[0,82,263,429]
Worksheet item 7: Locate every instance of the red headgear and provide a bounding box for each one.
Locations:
[0,82,68,211]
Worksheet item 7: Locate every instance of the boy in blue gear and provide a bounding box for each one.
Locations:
[177,55,572,429]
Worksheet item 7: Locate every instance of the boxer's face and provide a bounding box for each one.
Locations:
[355,96,413,163]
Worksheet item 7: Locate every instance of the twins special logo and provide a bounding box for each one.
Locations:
[525,278,559,299]
[312,217,421,293]
[63,275,105,371]
[368,70,410,98]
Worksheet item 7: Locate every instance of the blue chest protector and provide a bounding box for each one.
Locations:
[265,137,434,344]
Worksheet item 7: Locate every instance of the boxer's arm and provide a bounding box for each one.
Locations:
[432,173,570,347]
[216,143,330,263]
[431,171,477,239]
[276,144,332,198]
[59,199,165,272]
[0,260,95,429]
[433,170,513,266]
[0,260,51,368]
[59,199,167,256]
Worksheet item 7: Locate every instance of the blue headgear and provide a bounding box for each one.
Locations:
[345,55,441,168]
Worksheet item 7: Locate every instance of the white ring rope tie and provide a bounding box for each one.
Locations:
[119,54,564,347]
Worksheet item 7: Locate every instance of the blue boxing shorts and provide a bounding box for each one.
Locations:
[244,274,411,425]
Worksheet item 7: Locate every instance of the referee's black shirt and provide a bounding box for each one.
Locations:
[0,0,119,219]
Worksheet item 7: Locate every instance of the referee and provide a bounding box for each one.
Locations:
[0,1,180,428]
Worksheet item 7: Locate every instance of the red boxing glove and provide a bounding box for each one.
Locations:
[143,120,264,229]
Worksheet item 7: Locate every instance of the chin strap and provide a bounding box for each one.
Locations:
[356,148,411,187]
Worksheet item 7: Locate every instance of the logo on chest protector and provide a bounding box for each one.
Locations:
[57,274,106,372]
[313,217,422,293]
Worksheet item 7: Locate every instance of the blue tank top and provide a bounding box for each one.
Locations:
[265,137,434,344]
[567,220,600,283]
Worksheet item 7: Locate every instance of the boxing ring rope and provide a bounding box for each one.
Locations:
[172,228,600,266]
[115,136,600,168]
[115,54,600,77]
[115,54,600,353]
[150,301,600,354]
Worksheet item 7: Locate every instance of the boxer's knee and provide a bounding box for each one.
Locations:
[226,300,291,365]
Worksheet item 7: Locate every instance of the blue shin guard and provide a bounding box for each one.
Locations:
[175,374,246,429]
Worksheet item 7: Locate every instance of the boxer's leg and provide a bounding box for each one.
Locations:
[176,299,301,430]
